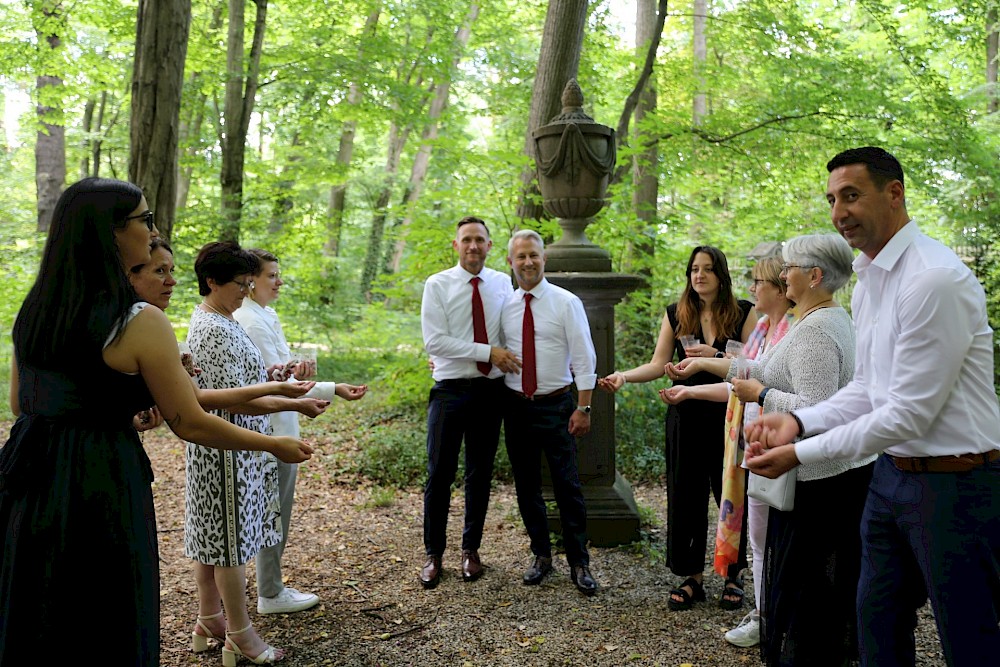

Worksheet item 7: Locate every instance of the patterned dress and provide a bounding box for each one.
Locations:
[184,308,281,566]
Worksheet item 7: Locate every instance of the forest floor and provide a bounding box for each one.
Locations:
[1,419,947,666]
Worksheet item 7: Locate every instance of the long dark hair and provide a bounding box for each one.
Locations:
[675,245,742,339]
[13,178,143,367]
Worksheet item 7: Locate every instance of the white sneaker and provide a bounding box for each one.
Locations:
[725,611,760,647]
[257,587,320,614]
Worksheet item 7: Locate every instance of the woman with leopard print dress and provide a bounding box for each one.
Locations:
[185,241,289,665]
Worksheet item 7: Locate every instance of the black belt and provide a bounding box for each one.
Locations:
[510,385,572,401]
[437,377,499,388]
[886,449,1000,473]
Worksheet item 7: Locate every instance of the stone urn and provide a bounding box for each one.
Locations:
[531,79,616,272]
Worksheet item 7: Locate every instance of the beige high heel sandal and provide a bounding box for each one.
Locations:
[191,610,225,653]
[221,624,284,666]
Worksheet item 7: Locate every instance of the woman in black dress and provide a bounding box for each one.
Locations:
[0,178,312,666]
[599,246,756,610]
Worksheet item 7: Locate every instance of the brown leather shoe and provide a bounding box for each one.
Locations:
[522,556,553,585]
[420,555,442,589]
[461,549,484,582]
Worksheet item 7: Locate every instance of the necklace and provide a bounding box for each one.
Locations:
[798,299,836,322]
[201,300,233,320]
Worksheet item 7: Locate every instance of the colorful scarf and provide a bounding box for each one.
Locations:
[713,310,794,577]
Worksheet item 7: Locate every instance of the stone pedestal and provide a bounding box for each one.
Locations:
[542,272,646,546]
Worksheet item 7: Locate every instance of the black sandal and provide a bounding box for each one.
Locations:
[719,577,745,610]
[668,577,706,611]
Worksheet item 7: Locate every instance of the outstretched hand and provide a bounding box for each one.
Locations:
[277,381,316,398]
[744,443,800,478]
[597,372,626,393]
[336,383,368,401]
[295,398,330,418]
[271,436,314,463]
[658,386,690,405]
[665,358,700,381]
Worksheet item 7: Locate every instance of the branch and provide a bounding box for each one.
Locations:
[615,0,669,146]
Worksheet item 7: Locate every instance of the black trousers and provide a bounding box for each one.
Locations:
[503,389,590,566]
[423,377,504,556]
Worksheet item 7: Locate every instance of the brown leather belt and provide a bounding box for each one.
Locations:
[886,449,1000,473]
[511,385,572,401]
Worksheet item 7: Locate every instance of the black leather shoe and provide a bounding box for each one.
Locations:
[522,556,553,585]
[461,549,484,582]
[420,555,442,589]
[571,564,598,596]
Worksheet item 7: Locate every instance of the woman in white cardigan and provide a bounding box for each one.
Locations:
[234,248,368,614]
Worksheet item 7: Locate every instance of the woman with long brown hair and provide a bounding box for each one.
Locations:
[600,246,756,610]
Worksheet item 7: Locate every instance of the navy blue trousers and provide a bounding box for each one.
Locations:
[423,377,504,555]
[503,389,589,566]
[857,454,1000,666]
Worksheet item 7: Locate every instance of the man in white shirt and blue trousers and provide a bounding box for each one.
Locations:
[502,229,598,597]
[746,146,1000,666]
[419,216,520,588]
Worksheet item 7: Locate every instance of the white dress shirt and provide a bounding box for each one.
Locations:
[501,278,597,395]
[234,298,335,438]
[796,221,1000,464]
[421,264,513,381]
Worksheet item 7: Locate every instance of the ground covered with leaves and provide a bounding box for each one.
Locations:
[0,415,947,666]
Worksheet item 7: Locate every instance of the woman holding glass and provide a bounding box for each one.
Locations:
[598,246,756,610]
[668,234,875,666]
[660,256,794,646]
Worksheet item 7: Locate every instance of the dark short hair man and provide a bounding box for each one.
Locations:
[418,216,520,588]
[746,146,1000,666]
[501,229,599,596]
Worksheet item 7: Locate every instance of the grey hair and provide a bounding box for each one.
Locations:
[782,233,855,293]
[507,229,545,256]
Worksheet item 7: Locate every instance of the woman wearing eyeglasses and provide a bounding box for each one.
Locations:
[668,234,875,666]
[0,180,312,666]
[184,241,299,665]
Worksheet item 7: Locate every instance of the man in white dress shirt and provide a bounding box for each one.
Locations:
[746,146,1000,666]
[501,229,599,596]
[419,216,520,588]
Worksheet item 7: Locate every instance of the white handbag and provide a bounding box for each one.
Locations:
[747,469,797,511]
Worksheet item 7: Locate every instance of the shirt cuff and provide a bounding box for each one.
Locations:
[574,373,597,391]
[794,437,827,466]
[793,406,823,437]
[473,342,492,363]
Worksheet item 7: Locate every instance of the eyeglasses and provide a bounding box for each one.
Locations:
[232,279,254,292]
[750,279,768,287]
[781,264,815,273]
[125,210,155,231]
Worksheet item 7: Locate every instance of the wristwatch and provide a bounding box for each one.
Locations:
[576,405,592,414]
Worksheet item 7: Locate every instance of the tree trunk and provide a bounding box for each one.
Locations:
[130,0,192,241]
[627,0,659,276]
[81,97,95,178]
[517,0,588,221]
[326,6,381,256]
[34,1,65,233]
[220,0,268,243]
[692,0,707,126]
[386,1,480,274]
[989,8,998,114]
[360,121,408,301]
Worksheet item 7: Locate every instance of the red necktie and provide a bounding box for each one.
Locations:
[470,277,492,376]
[521,293,537,397]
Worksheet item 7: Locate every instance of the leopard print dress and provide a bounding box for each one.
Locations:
[184,308,281,567]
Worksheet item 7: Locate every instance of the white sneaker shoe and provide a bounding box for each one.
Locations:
[725,611,760,647]
[257,587,320,614]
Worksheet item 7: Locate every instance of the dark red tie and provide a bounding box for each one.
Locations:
[470,277,492,376]
[521,293,537,397]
